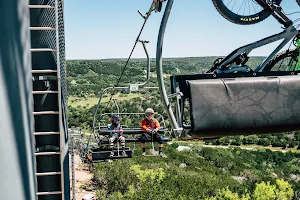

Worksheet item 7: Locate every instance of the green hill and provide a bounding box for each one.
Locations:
[68,57,300,199]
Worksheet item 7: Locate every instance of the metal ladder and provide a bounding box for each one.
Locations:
[29,0,69,199]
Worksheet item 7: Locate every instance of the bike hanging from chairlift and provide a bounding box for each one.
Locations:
[155,0,300,139]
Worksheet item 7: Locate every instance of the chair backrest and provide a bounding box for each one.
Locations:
[171,71,300,138]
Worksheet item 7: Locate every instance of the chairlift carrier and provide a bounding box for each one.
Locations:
[85,40,170,162]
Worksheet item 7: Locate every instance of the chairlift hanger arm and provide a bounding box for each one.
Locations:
[107,0,161,106]
[136,40,151,86]
[156,0,180,131]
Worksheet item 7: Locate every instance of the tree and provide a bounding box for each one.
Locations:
[275,179,294,200]
[243,135,259,145]
[205,186,250,200]
[258,138,271,146]
[218,137,230,145]
[253,180,294,200]
[253,181,276,200]
[230,136,242,146]
[288,141,299,148]
[294,131,300,141]
[272,138,286,148]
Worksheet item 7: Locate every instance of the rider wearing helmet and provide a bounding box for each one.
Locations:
[141,108,164,156]
[108,115,126,157]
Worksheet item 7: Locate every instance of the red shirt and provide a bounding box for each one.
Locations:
[141,118,160,131]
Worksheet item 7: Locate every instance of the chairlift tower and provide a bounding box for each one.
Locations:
[29,0,70,199]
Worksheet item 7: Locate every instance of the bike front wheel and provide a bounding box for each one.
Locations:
[262,49,300,72]
[212,0,282,25]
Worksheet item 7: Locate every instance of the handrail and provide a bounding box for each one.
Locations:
[168,92,183,99]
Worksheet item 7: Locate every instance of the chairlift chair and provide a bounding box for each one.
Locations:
[84,41,170,162]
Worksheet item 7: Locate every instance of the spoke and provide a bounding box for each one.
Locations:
[229,0,237,12]
[271,56,297,71]
[238,0,247,15]
[251,0,258,13]
[226,0,234,7]
[222,0,263,16]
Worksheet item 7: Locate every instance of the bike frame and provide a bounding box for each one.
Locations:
[155,0,300,133]
[217,25,298,72]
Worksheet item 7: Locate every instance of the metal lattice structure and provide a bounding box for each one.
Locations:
[29,0,70,199]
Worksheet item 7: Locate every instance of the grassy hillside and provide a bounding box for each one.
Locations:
[89,142,300,199]
[68,57,300,199]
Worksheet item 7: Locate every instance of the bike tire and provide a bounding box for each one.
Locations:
[297,0,300,6]
[212,0,282,25]
[262,49,299,71]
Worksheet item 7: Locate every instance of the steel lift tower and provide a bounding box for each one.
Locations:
[29,0,70,199]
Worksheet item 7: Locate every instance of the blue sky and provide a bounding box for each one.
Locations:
[64,0,300,60]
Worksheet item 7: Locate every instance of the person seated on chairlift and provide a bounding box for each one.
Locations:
[108,115,127,157]
[141,108,164,157]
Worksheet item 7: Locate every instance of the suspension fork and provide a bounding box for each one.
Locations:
[256,0,292,27]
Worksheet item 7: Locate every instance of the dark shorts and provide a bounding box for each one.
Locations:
[141,132,164,144]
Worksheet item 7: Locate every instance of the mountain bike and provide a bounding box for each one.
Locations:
[211,0,300,71]
[153,0,300,73]
[212,0,300,25]
[205,0,300,74]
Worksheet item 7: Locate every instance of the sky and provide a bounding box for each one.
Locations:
[64,0,300,60]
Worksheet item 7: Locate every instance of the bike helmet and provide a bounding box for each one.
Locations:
[145,108,154,114]
[111,115,120,122]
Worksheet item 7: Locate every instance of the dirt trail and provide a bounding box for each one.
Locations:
[70,153,96,200]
